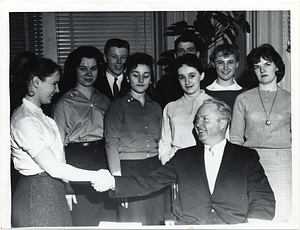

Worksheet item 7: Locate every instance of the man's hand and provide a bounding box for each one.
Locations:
[91,169,115,192]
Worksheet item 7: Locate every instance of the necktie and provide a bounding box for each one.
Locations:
[113,77,119,97]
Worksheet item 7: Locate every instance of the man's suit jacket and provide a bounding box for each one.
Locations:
[94,72,128,101]
[111,139,275,225]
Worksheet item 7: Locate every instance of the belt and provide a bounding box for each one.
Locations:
[119,152,158,160]
[67,140,103,147]
[20,172,48,178]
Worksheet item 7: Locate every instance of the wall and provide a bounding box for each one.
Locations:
[21,11,296,91]
[246,11,291,92]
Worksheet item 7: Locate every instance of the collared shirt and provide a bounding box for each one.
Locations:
[206,79,242,91]
[158,90,212,161]
[204,139,226,194]
[11,98,65,175]
[106,71,124,94]
[104,92,162,174]
[52,88,110,145]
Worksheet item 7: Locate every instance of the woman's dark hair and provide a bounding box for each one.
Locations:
[19,57,62,100]
[120,52,156,99]
[246,43,285,83]
[173,53,204,76]
[63,46,105,88]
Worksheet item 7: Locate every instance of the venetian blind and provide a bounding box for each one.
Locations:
[55,12,154,68]
[9,12,43,75]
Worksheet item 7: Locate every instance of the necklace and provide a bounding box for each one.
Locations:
[258,87,278,126]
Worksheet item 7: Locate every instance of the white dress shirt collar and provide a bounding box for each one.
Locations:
[204,138,227,155]
[23,98,42,113]
[206,79,242,91]
[182,89,205,105]
[106,71,124,91]
[204,138,227,194]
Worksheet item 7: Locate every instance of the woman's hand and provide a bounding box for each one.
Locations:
[160,154,170,165]
[91,169,115,192]
[120,198,128,209]
[65,194,77,211]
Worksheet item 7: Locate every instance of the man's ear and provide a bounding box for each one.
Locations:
[211,62,215,68]
[236,61,239,68]
[219,119,227,131]
[196,51,200,58]
[103,54,107,63]
[200,72,205,81]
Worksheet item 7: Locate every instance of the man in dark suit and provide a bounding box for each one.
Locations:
[93,97,275,225]
[94,38,130,101]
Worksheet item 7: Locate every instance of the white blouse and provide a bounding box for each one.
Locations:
[10,98,65,176]
[158,90,212,161]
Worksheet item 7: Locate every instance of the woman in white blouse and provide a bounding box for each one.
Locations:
[10,57,103,227]
[159,54,211,165]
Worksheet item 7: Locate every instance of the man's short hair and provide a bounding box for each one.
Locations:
[104,38,130,55]
[174,34,200,52]
[202,97,232,126]
[209,44,240,63]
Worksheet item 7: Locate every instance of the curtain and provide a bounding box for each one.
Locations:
[55,12,154,69]
[9,12,43,76]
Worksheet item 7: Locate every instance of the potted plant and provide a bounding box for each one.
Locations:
[157,11,251,73]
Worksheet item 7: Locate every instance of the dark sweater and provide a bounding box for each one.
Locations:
[205,88,247,112]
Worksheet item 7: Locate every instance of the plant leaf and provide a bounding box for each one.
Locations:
[164,21,189,36]
[238,14,251,33]
[224,28,236,44]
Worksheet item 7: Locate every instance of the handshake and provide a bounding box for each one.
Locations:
[91,169,115,192]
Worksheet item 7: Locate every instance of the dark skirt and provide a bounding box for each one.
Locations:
[65,140,117,226]
[12,172,72,227]
[118,156,166,225]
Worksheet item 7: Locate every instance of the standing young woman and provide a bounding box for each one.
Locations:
[158,54,211,165]
[104,53,165,225]
[230,44,291,222]
[51,46,117,226]
[10,57,101,227]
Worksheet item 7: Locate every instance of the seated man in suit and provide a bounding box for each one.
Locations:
[94,38,130,101]
[92,97,275,225]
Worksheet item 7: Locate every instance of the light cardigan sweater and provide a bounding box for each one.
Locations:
[230,87,291,148]
[158,90,212,160]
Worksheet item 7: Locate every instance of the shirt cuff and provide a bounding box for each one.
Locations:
[112,171,121,176]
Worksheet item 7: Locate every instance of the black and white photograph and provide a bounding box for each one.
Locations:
[1,0,299,229]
